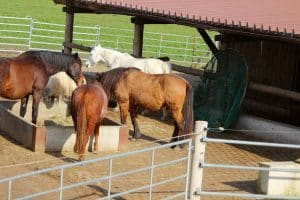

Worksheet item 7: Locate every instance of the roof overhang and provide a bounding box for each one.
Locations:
[53,0,300,45]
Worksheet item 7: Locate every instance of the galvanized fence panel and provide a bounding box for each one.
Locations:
[0,16,32,53]
[0,15,212,68]
[190,123,300,200]
[0,139,193,200]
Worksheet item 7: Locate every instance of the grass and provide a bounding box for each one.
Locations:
[0,0,216,67]
[0,0,199,35]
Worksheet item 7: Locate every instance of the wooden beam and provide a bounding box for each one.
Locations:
[131,17,169,25]
[63,6,74,54]
[63,6,91,13]
[172,64,203,76]
[133,23,144,58]
[197,28,219,55]
[64,42,92,52]
[248,82,300,102]
[243,98,291,122]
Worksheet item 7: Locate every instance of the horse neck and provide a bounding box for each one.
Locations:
[102,48,128,67]
[38,52,75,76]
[98,68,126,99]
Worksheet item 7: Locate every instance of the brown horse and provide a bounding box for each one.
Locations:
[96,67,194,148]
[0,50,83,124]
[71,81,108,161]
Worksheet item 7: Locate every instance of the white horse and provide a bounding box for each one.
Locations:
[86,44,172,119]
[86,44,172,74]
[44,72,86,103]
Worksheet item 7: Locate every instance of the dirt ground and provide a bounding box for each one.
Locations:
[0,64,300,200]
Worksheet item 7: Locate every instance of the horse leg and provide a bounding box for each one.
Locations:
[130,107,141,140]
[161,107,168,120]
[93,122,101,153]
[119,101,129,125]
[79,129,92,161]
[170,122,179,148]
[32,90,43,124]
[19,95,29,118]
[170,110,185,149]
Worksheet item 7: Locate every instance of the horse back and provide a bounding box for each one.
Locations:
[115,69,188,109]
[71,82,108,122]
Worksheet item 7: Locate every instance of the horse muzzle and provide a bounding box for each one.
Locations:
[76,74,86,86]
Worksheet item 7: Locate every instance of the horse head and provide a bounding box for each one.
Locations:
[86,44,105,68]
[66,53,84,86]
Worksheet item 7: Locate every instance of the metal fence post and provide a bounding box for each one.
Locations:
[189,121,208,200]
[116,36,120,50]
[28,17,33,50]
[95,25,100,45]
[158,34,163,57]
[183,36,189,62]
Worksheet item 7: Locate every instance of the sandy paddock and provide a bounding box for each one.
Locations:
[0,64,299,200]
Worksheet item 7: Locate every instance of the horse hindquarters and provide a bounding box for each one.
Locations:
[170,83,194,148]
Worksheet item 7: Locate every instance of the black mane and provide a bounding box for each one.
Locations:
[96,67,134,100]
[22,50,81,71]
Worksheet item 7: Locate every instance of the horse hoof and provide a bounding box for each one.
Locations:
[130,137,137,142]
[136,135,141,139]
[79,155,85,161]
[92,150,99,154]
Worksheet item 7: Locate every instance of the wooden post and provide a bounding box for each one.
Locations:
[197,28,218,55]
[189,121,208,200]
[63,5,74,54]
[248,81,300,102]
[192,33,197,64]
[133,23,144,58]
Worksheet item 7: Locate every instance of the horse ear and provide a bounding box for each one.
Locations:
[74,52,79,58]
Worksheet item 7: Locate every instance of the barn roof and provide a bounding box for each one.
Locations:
[53,0,300,43]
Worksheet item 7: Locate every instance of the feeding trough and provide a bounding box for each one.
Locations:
[0,98,128,152]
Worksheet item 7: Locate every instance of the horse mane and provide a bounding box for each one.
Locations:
[23,51,81,71]
[96,67,139,100]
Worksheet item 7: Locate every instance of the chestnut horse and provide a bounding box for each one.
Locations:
[71,81,108,161]
[0,50,83,124]
[96,68,194,148]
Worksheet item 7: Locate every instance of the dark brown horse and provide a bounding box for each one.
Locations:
[71,81,108,161]
[0,50,83,124]
[96,67,194,148]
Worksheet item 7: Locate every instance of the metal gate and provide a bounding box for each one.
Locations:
[0,139,193,200]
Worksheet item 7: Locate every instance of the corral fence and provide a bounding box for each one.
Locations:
[0,138,193,200]
[1,121,300,199]
[0,15,212,68]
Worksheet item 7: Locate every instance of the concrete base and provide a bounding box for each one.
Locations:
[0,103,46,152]
[0,99,128,152]
[258,161,300,196]
[234,114,300,144]
[45,123,128,152]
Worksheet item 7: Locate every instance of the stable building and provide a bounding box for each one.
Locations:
[53,0,300,127]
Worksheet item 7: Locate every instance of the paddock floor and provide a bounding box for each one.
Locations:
[0,64,299,199]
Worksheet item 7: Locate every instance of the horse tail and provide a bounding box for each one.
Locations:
[182,83,194,138]
[74,103,87,155]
